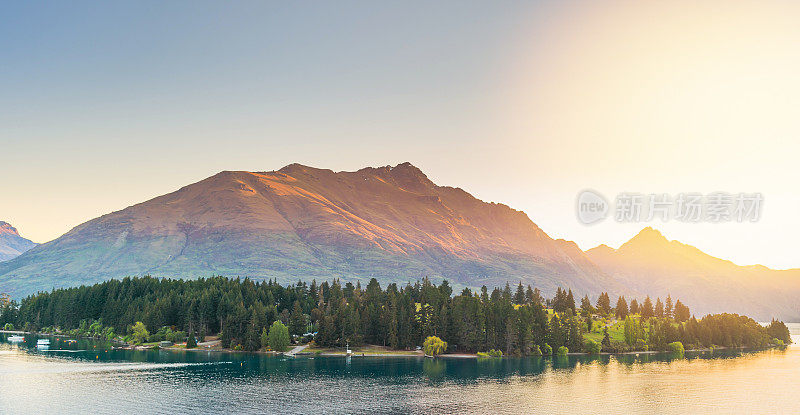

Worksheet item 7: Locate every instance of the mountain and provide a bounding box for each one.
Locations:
[586,227,800,321]
[0,222,37,262]
[0,163,619,298]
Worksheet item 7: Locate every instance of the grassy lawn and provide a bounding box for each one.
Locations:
[304,343,422,355]
[583,317,626,343]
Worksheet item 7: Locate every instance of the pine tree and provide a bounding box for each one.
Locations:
[665,294,673,319]
[289,301,306,336]
[673,300,690,322]
[629,299,639,315]
[596,292,611,315]
[513,282,525,305]
[641,296,654,319]
[260,327,269,349]
[505,311,518,355]
[525,285,535,305]
[601,328,611,350]
[655,298,664,318]
[580,295,594,316]
[186,330,197,348]
[553,288,565,312]
[566,289,576,313]
[615,296,628,320]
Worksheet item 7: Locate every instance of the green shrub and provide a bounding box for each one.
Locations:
[128,322,149,345]
[423,336,448,356]
[584,339,601,355]
[635,339,649,351]
[478,349,503,358]
[542,343,553,355]
[668,341,685,356]
[532,345,542,356]
[267,321,290,352]
[557,346,569,356]
[186,331,197,348]
[604,340,630,353]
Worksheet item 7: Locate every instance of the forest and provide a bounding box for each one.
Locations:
[0,276,791,354]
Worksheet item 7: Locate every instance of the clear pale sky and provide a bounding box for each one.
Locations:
[2,1,799,269]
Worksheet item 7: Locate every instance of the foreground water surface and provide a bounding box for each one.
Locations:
[1,324,798,414]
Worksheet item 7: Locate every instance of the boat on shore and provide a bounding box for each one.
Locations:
[8,335,24,343]
[37,339,51,347]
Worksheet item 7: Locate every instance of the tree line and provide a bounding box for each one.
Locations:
[1,276,791,354]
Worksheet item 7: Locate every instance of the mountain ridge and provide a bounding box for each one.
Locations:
[0,163,618,299]
[1,164,797,320]
[586,227,800,321]
[0,221,37,262]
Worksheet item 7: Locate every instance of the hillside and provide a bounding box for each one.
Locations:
[0,163,616,298]
[0,221,37,262]
[586,227,800,321]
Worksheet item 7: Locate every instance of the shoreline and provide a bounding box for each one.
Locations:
[3,330,785,359]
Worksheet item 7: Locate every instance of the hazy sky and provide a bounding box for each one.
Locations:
[2,1,799,269]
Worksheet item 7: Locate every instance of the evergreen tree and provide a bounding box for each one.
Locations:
[641,296,654,319]
[665,294,673,319]
[513,282,525,305]
[289,301,306,336]
[601,328,611,350]
[673,300,690,322]
[629,299,639,315]
[566,289,576,313]
[580,295,594,316]
[655,298,664,318]
[596,292,611,315]
[615,296,629,320]
[186,330,197,348]
[260,327,269,349]
[525,285,535,305]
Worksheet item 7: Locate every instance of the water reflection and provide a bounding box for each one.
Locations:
[1,328,798,414]
[0,332,789,381]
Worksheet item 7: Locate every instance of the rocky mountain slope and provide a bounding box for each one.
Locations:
[586,227,800,321]
[0,222,36,262]
[0,163,617,298]
[2,165,797,321]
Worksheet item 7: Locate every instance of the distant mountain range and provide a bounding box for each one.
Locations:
[0,163,797,321]
[0,222,36,262]
[586,227,800,321]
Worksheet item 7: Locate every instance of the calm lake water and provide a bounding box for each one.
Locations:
[1,324,798,414]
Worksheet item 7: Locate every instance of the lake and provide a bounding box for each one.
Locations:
[1,324,798,414]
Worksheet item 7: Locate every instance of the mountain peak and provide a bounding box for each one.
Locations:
[277,163,331,175]
[587,243,615,254]
[0,221,36,262]
[0,162,612,298]
[0,222,20,237]
[628,226,668,244]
